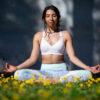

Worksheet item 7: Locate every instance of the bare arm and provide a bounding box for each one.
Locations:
[3,32,41,72]
[16,33,40,70]
[64,31,91,70]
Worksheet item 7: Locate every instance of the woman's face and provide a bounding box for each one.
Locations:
[45,9,58,28]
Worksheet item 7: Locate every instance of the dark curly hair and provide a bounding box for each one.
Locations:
[42,5,61,27]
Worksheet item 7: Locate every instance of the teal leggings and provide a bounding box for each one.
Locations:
[14,63,92,83]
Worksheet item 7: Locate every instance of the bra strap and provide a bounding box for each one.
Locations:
[43,31,45,38]
[59,31,62,37]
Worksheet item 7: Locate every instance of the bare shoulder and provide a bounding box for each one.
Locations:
[62,30,72,40]
[62,30,71,36]
[34,31,43,39]
[33,31,43,41]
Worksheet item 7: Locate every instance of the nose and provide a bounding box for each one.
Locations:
[50,16,53,20]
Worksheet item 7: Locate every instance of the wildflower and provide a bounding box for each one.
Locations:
[13,81,19,86]
[38,89,50,99]
[20,83,25,88]
[63,88,69,93]
[87,83,91,87]
[43,78,50,86]
[88,75,92,79]
[97,78,100,82]
[29,78,34,84]
[12,93,20,100]
[90,78,95,82]
[2,78,8,83]
[66,83,72,88]
[14,76,18,80]
[25,80,30,84]
[19,87,26,94]
[80,83,83,87]
[1,74,4,77]
[10,75,13,78]
[33,75,36,80]
[61,76,69,80]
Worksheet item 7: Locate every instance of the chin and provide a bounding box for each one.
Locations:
[48,24,56,28]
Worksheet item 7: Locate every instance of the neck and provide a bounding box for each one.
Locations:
[46,27,59,34]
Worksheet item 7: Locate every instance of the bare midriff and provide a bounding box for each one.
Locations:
[41,55,65,64]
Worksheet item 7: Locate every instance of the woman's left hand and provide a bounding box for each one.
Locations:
[89,64,100,74]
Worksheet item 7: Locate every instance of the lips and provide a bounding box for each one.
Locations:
[49,22,54,24]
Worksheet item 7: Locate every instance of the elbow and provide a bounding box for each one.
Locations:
[69,55,77,62]
[29,57,37,65]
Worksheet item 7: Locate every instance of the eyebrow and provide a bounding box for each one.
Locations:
[46,14,56,15]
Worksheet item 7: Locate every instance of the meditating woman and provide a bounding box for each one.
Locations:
[3,5,100,83]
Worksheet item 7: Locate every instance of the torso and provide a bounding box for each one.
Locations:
[38,30,68,64]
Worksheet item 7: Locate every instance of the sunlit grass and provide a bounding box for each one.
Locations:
[0,73,100,100]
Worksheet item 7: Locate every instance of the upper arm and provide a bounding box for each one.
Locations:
[30,33,41,62]
[65,31,76,59]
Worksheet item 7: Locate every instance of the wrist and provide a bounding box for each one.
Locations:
[86,66,91,71]
[15,66,18,70]
[85,66,90,70]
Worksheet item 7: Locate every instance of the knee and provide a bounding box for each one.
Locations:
[14,70,23,80]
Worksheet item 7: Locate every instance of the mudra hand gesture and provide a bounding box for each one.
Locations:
[3,63,17,73]
[89,64,100,74]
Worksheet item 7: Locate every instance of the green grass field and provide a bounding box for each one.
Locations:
[0,74,100,100]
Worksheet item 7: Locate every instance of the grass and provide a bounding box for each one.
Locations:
[0,74,100,100]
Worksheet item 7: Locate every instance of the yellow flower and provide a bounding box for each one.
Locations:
[20,83,25,88]
[66,83,72,87]
[73,77,77,80]
[12,93,20,100]
[38,89,50,99]
[88,75,92,79]
[61,76,69,80]
[90,78,95,82]
[1,74,4,77]
[97,78,100,82]
[80,83,83,87]
[2,78,8,83]
[43,78,51,86]
[33,75,36,80]
[29,78,34,84]
[63,88,69,93]
[10,75,13,78]
[87,84,91,87]
[14,76,18,80]
[13,81,19,86]
[25,80,30,84]
[19,87,26,94]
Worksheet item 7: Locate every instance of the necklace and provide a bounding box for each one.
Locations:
[45,29,55,34]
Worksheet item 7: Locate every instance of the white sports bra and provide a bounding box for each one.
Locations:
[40,31,65,55]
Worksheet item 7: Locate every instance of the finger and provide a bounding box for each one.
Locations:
[5,63,9,68]
[94,70,100,74]
[3,68,8,72]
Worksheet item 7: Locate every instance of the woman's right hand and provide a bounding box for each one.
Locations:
[3,63,17,72]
